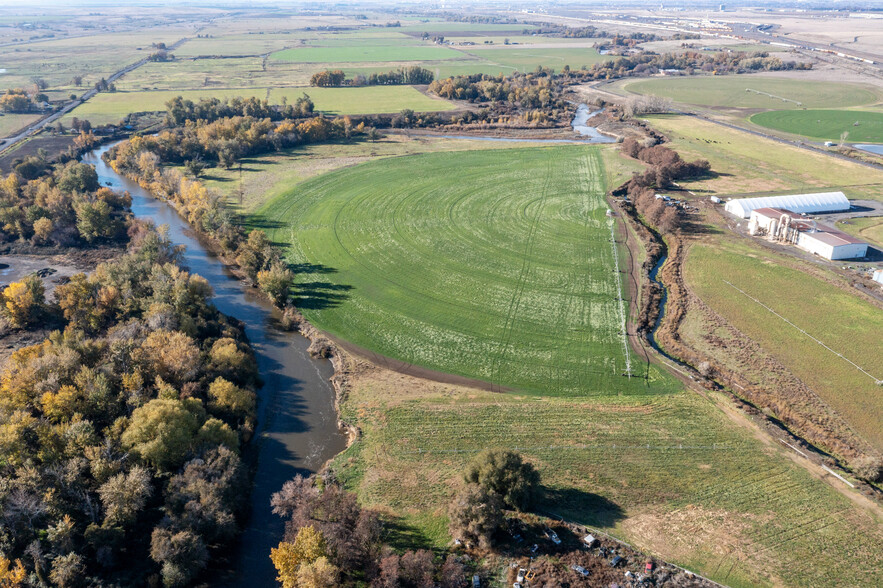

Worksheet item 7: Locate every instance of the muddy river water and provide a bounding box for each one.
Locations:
[81,145,348,586]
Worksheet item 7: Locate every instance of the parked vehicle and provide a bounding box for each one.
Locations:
[571,564,590,577]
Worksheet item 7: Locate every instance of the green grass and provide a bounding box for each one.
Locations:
[63,86,455,124]
[333,364,883,588]
[685,242,883,452]
[836,216,883,248]
[461,46,607,72]
[751,109,883,143]
[269,44,464,63]
[626,76,878,109]
[257,146,673,396]
[62,88,268,125]
[269,86,455,114]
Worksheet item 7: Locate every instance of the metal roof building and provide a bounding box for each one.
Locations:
[724,191,850,219]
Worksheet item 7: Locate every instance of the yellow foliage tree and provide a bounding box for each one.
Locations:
[269,526,328,588]
[296,556,338,588]
[1,276,44,328]
[0,556,26,587]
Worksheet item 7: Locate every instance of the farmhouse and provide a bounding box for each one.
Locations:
[748,208,868,260]
[725,191,850,219]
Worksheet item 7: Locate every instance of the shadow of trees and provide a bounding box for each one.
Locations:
[539,486,626,529]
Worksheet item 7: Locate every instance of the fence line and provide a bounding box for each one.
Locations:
[722,280,881,384]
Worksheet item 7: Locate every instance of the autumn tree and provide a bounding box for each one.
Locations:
[448,484,504,548]
[1,276,44,328]
[257,262,294,306]
[271,525,329,588]
[98,466,152,527]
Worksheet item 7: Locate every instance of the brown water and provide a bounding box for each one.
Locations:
[82,145,348,586]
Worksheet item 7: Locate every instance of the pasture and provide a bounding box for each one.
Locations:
[751,109,883,143]
[269,44,465,63]
[642,114,883,196]
[836,216,883,248]
[461,46,607,71]
[257,146,670,396]
[0,113,40,139]
[63,86,456,125]
[685,242,883,452]
[332,353,883,588]
[269,86,455,114]
[626,76,878,110]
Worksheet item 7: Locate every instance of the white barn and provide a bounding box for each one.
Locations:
[797,229,868,260]
[725,191,850,219]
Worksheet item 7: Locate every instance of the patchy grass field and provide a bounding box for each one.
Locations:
[461,46,607,72]
[0,113,41,139]
[269,86,455,114]
[626,76,878,110]
[257,146,670,396]
[269,44,464,63]
[751,109,883,143]
[685,242,883,452]
[63,86,455,124]
[643,114,883,196]
[836,216,883,248]
[332,355,883,588]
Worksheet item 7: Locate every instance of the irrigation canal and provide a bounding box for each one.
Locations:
[82,144,348,586]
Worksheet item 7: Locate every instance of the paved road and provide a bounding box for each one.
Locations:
[0,36,189,155]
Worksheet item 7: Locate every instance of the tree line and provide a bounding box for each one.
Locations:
[616,137,712,235]
[0,221,261,586]
[310,66,434,87]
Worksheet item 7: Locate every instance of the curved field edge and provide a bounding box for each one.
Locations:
[256,146,676,397]
[750,109,883,143]
[329,356,883,588]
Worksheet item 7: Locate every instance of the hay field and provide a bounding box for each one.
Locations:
[626,76,878,110]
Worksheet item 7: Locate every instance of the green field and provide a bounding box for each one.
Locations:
[257,146,671,396]
[269,86,455,114]
[626,76,878,109]
[751,109,883,143]
[332,373,883,587]
[269,44,464,63]
[462,46,607,71]
[685,242,883,452]
[63,86,455,124]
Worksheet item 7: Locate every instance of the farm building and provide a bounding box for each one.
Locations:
[725,191,850,219]
[748,208,868,260]
[796,229,867,260]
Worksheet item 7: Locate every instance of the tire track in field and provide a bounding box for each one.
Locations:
[492,155,554,391]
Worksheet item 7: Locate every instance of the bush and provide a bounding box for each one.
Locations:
[464,448,540,511]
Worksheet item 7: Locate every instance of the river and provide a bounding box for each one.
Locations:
[82,145,348,586]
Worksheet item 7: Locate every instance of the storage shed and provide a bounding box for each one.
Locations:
[797,228,868,260]
[724,191,850,219]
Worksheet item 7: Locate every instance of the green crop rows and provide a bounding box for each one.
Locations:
[257,146,673,396]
